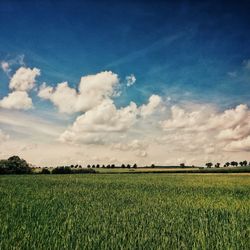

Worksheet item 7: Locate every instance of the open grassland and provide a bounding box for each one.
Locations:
[0,174,249,249]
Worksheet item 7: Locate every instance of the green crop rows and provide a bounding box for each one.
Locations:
[0,174,249,249]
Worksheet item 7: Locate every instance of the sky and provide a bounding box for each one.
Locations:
[0,0,250,166]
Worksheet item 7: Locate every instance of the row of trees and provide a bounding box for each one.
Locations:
[205,160,249,168]
[86,164,138,169]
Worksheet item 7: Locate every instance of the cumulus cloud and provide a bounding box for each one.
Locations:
[0,91,33,110]
[38,71,119,114]
[58,91,163,145]
[126,74,136,87]
[161,104,249,132]
[160,103,250,155]
[39,70,162,145]
[59,99,138,143]
[224,136,250,152]
[0,66,40,110]
[140,94,162,118]
[9,67,40,91]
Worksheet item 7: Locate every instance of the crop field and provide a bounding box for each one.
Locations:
[0,174,249,250]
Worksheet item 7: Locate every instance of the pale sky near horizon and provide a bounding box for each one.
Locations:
[0,0,250,166]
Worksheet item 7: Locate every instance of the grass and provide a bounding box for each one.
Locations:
[96,166,250,174]
[0,174,249,249]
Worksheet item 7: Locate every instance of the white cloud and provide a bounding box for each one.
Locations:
[126,74,136,87]
[0,66,40,110]
[160,103,250,156]
[38,71,119,114]
[140,94,162,118]
[58,92,163,145]
[1,61,11,75]
[161,105,207,131]
[59,99,138,144]
[9,67,40,91]
[161,104,249,133]
[112,139,147,151]
[224,136,250,152]
[0,91,33,110]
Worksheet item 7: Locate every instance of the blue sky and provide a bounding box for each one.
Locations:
[0,0,250,166]
[1,0,250,107]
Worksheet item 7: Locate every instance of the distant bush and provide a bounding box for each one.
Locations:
[51,167,72,174]
[0,156,31,174]
[40,168,50,174]
[51,166,96,174]
[72,168,96,174]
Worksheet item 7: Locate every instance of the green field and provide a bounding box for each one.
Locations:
[0,174,249,249]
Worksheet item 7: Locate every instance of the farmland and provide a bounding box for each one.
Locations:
[0,174,249,249]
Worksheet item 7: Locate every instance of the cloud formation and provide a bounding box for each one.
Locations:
[1,66,250,166]
[0,66,40,110]
[140,94,162,118]
[59,99,138,144]
[160,103,250,155]
[59,93,162,145]
[9,67,40,91]
[38,71,119,113]
[0,91,33,110]
[126,74,136,87]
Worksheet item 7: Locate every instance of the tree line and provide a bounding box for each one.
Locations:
[0,155,249,175]
[205,160,249,168]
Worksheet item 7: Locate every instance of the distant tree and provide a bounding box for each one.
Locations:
[215,163,220,168]
[121,164,126,168]
[102,165,105,168]
[0,156,31,174]
[111,164,115,168]
[79,165,82,168]
[41,168,50,174]
[225,162,230,167]
[87,164,91,168]
[127,164,131,168]
[92,165,95,168]
[107,164,111,168]
[151,164,155,168]
[96,164,100,168]
[132,163,137,168]
[205,162,213,168]
[231,161,238,167]
[180,163,185,168]
[70,164,74,168]
[242,160,248,166]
